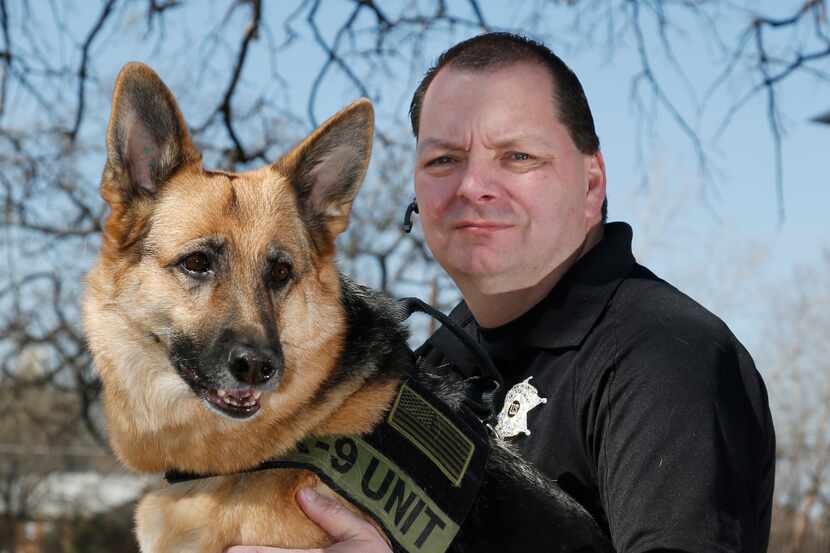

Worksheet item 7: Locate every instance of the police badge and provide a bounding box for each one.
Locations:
[493,376,547,439]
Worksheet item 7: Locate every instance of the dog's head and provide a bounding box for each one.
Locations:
[83,63,375,473]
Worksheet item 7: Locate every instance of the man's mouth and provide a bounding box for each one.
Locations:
[454,221,512,231]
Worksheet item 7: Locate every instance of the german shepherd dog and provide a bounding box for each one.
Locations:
[83,63,611,553]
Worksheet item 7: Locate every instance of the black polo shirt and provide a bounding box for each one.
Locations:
[416,222,775,553]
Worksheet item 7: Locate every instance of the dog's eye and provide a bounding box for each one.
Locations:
[181,252,211,275]
[270,261,292,286]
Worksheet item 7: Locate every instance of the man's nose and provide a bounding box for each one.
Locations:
[457,158,498,203]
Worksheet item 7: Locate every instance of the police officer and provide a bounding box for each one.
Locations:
[232,32,775,553]
[412,33,775,553]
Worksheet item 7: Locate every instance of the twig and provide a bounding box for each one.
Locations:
[217,0,262,164]
[0,0,10,119]
[68,0,118,142]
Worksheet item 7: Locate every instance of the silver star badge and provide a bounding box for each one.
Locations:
[494,376,547,439]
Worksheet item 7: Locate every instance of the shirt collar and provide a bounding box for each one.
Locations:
[522,222,635,349]
[461,222,636,350]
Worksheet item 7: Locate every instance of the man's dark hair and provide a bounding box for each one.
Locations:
[409,32,607,222]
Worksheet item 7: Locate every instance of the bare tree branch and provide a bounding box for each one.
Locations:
[627,0,711,196]
[306,0,369,126]
[68,0,118,142]
[0,0,10,119]
[216,0,263,165]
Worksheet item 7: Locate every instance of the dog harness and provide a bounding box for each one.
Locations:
[166,379,490,553]
[166,299,499,553]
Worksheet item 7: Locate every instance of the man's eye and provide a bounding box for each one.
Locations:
[180,252,212,275]
[427,155,454,167]
[509,152,531,161]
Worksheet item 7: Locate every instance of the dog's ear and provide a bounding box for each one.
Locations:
[277,99,374,245]
[102,62,200,206]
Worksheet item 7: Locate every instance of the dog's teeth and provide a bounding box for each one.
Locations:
[217,389,227,398]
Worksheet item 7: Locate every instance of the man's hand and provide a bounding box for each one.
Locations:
[225,487,392,553]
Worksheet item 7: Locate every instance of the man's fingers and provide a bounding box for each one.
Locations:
[225,548,323,553]
[224,488,390,553]
[295,487,378,543]
[224,545,304,553]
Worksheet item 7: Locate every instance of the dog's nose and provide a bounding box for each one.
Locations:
[227,344,282,386]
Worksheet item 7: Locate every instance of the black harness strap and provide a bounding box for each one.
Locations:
[398,297,502,427]
[397,297,502,389]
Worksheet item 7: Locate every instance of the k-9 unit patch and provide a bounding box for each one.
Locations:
[287,435,457,553]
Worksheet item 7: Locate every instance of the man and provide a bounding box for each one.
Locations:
[230,32,775,553]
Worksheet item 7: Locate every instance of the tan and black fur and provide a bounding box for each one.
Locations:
[83,63,612,553]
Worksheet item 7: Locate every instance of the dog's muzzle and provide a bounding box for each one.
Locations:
[172,336,283,420]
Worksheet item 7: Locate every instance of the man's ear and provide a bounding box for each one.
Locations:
[276,99,374,248]
[102,62,200,206]
[584,150,606,226]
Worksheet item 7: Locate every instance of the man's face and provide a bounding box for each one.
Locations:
[414,62,605,294]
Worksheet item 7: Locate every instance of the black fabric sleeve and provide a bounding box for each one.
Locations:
[587,318,773,553]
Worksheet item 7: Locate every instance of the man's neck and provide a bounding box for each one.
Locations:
[461,225,604,329]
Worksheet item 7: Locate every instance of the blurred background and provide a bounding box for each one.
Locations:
[0,1,828,551]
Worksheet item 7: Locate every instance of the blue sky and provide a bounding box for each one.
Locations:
[14,0,828,364]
